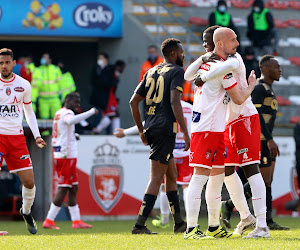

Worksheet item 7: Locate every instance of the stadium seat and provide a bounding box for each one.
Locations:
[269,1,289,9]
[287,19,300,28]
[290,116,300,124]
[170,0,191,7]
[231,0,254,9]
[289,1,300,10]
[289,95,300,105]
[188,17,208,26]
[277,95,292,106]
[289,57,300,66]
[0,196,22,216]
[274,19,290,28]
[288,76,300,85]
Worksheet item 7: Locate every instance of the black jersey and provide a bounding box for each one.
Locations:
[251,79,278,141]
[135,62,184,136]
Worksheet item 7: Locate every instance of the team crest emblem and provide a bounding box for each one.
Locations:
[90,142,123,213]
[205,150,211,159]
[6,87,11,96]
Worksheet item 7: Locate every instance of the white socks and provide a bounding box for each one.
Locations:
[46,203,61,221]
[95,115,111,132]
[68,204,81,221]
[183,187,188,212]
[205,173,225,227]
[112,117,121,133]
[160,190,170,224]
[248,173,267,228]
[22,185,36,215]
[186,174,209,229]
[224,172,251,220]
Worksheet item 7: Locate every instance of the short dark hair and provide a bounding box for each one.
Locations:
[259,55,274,71]
[0,48,14,59]
[65,92,80,103]
[204,25,221,36]
[148,45,158,51]
[161,38,181,57]
[115,60,126,67]
[98,52,109,60]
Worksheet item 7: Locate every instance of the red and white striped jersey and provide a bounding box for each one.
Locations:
[0,73,32,135]
[192,60,237,133]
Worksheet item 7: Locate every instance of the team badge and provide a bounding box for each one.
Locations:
[6,87,11,96]
[90,143,123,213]
[205,149,211,159]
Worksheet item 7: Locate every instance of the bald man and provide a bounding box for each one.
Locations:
[184,27,257,240]
[185,27,270,239]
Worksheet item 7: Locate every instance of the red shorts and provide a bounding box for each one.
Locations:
[53,158,78,187]
[189,132,225,169]
[0,134,32,173]
[224,115,261,166]
[175,156,193,185]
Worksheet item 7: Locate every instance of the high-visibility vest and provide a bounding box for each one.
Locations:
[214,10,231,27]
[26,62,40,102]
[253,8,269,31]
[139,55,164,83]
[59,71,76,101]
[181,81,194,104]
[38,64,62,98]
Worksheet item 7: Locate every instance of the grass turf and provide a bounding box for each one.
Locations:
[1,217,300,249]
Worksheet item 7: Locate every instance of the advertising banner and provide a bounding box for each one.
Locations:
[0,0,122,37]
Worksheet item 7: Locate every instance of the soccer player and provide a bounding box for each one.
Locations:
[42,92,97,230]
[0,48,47,234]
[130,38,189,234]
[185,26,270,238]
[184,27,256,240]
[221,55,289,230]
[114,100,193,228]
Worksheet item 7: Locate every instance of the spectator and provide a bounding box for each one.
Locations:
[13,53,31,80]
[139,45,164,83]
[38,53,62,119]
[247,0,279,57]
[92,60,126,134]
[243,46,260,79]
[57,60,76,102]
[90,52,119,131]
[208,1,239,39]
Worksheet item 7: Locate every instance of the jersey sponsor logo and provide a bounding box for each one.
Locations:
[73,3,113,30]
[243,152,248,160]
[237,148,248,155]
[20,154,30,160]
[14,87,24,92]
[90,142,123,213]
[224,147,228,159]
[6,87,11,96]
[192,111,201,122]
[199,63,210,71]
[224,73,233,80]
[0,105,19,117]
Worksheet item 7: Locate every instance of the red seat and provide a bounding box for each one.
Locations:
[277,95,291,106]
[271,1,289,9]
[231,0,253,8]
[290,116,300,124]
[289,57,300,66]
[289,1,300,10]
[287,19,300,28]
[188,17,208,26]
[170,0,191,7]
[274,19,290,28]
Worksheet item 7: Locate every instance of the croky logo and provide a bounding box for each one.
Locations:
[90,142,123,213]
[74,3,113,30]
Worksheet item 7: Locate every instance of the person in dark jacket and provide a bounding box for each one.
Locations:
[247,0,278,56]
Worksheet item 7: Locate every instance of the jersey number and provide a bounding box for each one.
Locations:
[145,75,164,105]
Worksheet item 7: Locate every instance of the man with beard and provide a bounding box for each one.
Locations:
[130,38,189,234]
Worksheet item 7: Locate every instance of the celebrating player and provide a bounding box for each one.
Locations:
[0,48,46,234]
[43,92,97,230]
[184,27,256,240]
[130,38,189,234]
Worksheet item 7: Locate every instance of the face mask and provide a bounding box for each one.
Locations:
[218,5,226,13]
[40,58,47,65]
[24,61,29,67]
[115,71,121,77]
[97,59,105,68]
[149,54,157,62]
[254,7,260,13]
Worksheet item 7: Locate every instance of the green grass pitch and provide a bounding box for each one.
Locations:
[1,217,300,249]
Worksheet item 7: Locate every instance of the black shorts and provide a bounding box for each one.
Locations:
[144,129,175,165]
[260,140,276,168]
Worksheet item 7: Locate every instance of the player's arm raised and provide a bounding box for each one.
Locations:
[226,70,256,105]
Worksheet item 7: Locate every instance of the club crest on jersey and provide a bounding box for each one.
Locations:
[6,87,11,96]
[90,142,123,213]
[205,149,211,159]
[14,87,24,92]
